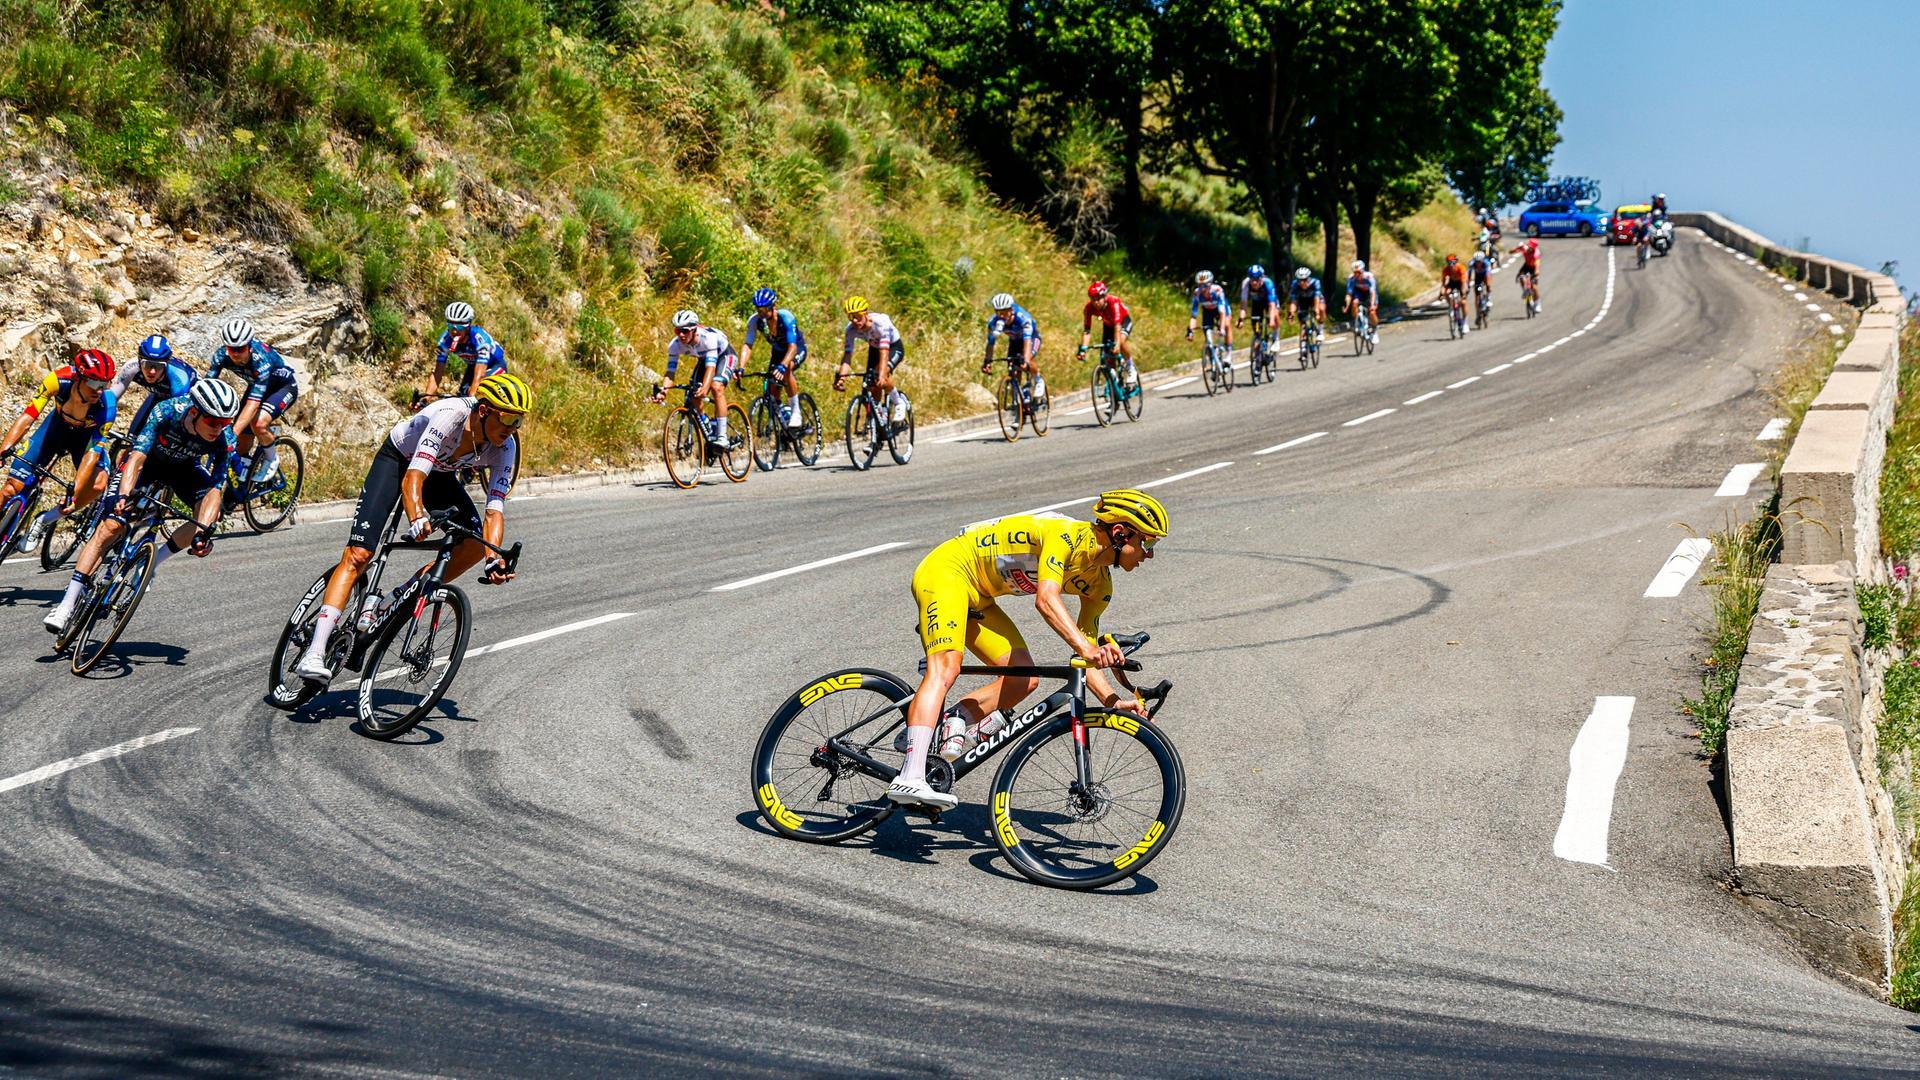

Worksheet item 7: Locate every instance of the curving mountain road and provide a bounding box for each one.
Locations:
[2,231,1915,1076]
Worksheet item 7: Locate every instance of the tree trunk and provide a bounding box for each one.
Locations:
[1345,182,1379,271]
[1320,191,1341,305]
[1119,96,1143,239]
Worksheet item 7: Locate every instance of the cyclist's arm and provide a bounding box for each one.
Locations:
[399,467,430,530]
[983,318,999,365]
[115,449,149,502]
[0,410,32,457]
[1034,577,1099,662]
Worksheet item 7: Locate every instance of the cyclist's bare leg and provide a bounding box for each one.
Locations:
[907,649,962,742]
[71,450,106,510]
[232,398,262,460]
[319,546,375,614]
[953,647,1039,720]
[0,476,23,504]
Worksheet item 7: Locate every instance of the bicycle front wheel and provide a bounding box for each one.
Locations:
[720,403,752,483]
[357,583,471,740]
[40,500,93,571]
[990,713,1186,890]
[266,568,353,711]
[996,377,1022,441]
[1122,368,1143,421]
[1091,366,1118,427]
[663,408,704,488]
[751,668,913,843]
[0,495,29,570]
[888,399,914,465]
[1028,377,1050,436]
[70,538,159,676]
[793,393,822,467]
[1201,353,1221,396]
[845,395,879,471]
[1221,348,1236,392]
[243,435,306,532]
[749,398,781,473]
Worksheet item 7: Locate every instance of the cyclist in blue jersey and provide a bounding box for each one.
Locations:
[740,287,808,431]
[1344,261,1380,341]
[1185,270,1233,352]
[1289,266,1326,327]
[1237,264,1278,336]
[1,349,118,552]
[206,316,298,485]
[112,334,198,443]
[981,292,1043,384]
[426,301,507,399]
[44,379,238,635]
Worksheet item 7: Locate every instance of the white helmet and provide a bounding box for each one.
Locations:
[189,377,240,419]
[671,309,700,330]
[1194,270,1213,285]
[219,317,253,348]
[1351,260,1365,272]
[989,292,1015,311]
[445,301,474,325]
[1294,266,1311,281]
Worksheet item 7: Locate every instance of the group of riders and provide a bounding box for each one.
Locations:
[1184,260,1382,362]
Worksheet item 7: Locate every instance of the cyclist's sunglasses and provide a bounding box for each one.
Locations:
[79,377,110,391]
[674,326,697,337]
[197,412,233,429]
[1138,534,1159,552]
[489,409,525,431]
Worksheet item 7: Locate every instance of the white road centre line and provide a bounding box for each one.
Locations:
[1552,696,1635,868]
[0,728,200,795]
[1644,538,1714,598]
[1553,335,1572,346]
[1157,375,1199,393]
[1141,461,1233,488]
[1446,376,1481,389]
[1756,418,1789,441]
[1804,303,1821,312]
[713,542,910,591]
[1254,432,1327,455]
[465,612,637,656]
[1343,408,1396,427]
[1062,405,1097,417]
[1818,312,1834,322]
[1483,363,1512,375]
[1714,462,1767,498]
[1536,343,1556,354]
[1403,390,1444,406]
[1023,496,1094,514]
[1515,352,1539,363]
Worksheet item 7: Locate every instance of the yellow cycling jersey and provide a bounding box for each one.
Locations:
[949,513,1112,606]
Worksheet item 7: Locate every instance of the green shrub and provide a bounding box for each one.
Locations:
[570,300,625,372]
[504,218,560,301]
[291,229,348,282]
[241,43,330,122]
[1886,658,1920,758]
[541,61,603,153]
[367,301,407,358]
[374,27,449,98]
[1864,584,1896,651]
[657,194,763,304]
[5,37,96,113]
[421,0,541,101]
[70,100,173,182]
[810,117,854,170]
[165,0,252,86]
[880,220,962,327]
[725,24,791,96]
[333,65,414,152]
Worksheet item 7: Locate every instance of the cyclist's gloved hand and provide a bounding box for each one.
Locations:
[189,530,213,558]
[478,557,515,586]
[407,516,434,542]
[1184,329,1193,340]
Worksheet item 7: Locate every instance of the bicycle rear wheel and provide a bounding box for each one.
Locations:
[1220,347,1236,392]
[845,395,879,471]
[663,408,704,488]
[243,435,305,532]
[996,377,1022,441]
[1091,366,1118,427]
[751,668,912,843]
[749,398,781,472]
[70,537,158,675]
[0,494,30,570]
[888,399,914,465]
[793,393,822,467]
[719,403,752,483]
[357,583,471,740]
[989,713,1185,890]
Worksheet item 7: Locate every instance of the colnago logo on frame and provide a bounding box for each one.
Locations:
[962,697,1053,766]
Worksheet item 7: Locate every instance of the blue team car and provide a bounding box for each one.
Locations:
[1517,201,1609,238]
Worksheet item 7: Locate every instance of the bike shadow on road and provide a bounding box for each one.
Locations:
[0,585,64,608]
[273,692,465,746]
[39,640,190,678]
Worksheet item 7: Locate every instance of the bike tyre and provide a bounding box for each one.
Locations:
[997,377,1022,442]
[242,436,305,532]
[1122,369,1143,422]
[69,536,158,675]
[1091,366,1117,427]
[0,495,27,570]
[265,568,350,711]
[40,498,94,571]
[357,583,471,740]
[888,400,914,465]
[1201,352,1220,397]
[663,408,704,488]
[720,403,752,483]
[750,668,912,844]
[989,712,1186,890]
[748,398,781,473]
[794,394,823,467]
[845,395,879,471]
[1028,377,1050,436]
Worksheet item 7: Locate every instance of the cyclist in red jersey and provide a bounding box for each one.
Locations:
[1078,282,1139,387]
[1509,237,1543,313]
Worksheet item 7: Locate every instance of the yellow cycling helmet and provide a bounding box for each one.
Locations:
[1092,488,1169,538]
[475,372,533,414]
[843,295,870,316]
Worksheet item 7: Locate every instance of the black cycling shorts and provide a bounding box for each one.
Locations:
[1198,308,1224,330]
[346,441,482,553]
[1246,301,1272,323]
[107,455,221,520]
[864,339,906,375]
[1101,317,1134,343]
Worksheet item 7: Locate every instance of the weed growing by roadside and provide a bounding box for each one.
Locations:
[1681,502,1782,757]
[1863,582,1897,650]
[1882,323,1920,558]
[1893,870,1920,1009]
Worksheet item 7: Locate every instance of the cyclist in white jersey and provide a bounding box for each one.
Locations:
[293,373,529,685]
[834,295,908,422]
[651,311,740,447]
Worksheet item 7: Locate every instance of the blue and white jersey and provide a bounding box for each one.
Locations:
[112,357,197,401]
[1345,271,1379,299]
[665,326,733,379]
[206,339,295,401]
[1288,277,1323,307]
[435,325,506,373]
[745,308,807,355]
[1241,276,1278,309]
[1189,284,1231,319]
[984,303,1041,360]
[134,395,235,475]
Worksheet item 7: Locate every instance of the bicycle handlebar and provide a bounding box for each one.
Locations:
[385,510,522,571]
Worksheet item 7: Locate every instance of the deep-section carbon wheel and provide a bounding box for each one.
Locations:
[357,583,471,740]
[845,395,879,471]
[243,435,305,532]
[751,668,913,843]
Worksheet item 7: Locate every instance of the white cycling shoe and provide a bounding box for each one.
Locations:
[886,777,958,812]
[293,651,335,686]
[42,604,72,635]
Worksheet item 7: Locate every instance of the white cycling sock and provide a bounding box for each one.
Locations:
[151,542,178,569]
[37,505,61,525]
[306,605,342,660]
[57,573,86,611]
[715,414,728,439]
[898,725,934,785]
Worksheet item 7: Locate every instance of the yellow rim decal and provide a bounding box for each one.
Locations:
[1098,714,1140,735]
[1112,820,1165,869]
[799,672,863,707]
[992,791,1019,848]
[757,783,803,830]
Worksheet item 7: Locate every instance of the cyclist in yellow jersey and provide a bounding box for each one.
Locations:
[890,489,1169,810]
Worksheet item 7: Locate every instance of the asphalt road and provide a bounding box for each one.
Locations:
[2,231,1915,1077]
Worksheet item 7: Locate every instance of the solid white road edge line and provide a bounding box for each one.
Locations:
[1254,432,1327,455]
[932,427,1002,444]
[1403,390,1444,405]
[1343,408,1396,427]
[0,727,201,795]
[1157,375,1200,392]
[713,542,911,591]
[1714,462,1767,498]
[1757,418,1789,441]
[1644,538,1714,598]
[1024,496,1095,514]
[1552,696,1635,869]
[1140,461,1233,488]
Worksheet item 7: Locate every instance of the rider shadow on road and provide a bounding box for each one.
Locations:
[0,586,64,608]
[46,640,190,678]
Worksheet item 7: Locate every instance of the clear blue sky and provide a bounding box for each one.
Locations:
[1540,0,1918,290]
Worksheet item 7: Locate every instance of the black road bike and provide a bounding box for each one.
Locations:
[1297,314,1322,369]
[266,510,521,739]
[1197,327,1235,395]
[1473,283,1492,331]
[224,423,307,532]
[52,488,181,676]
[0,455,72,572]
[744,368,822,472]
[37,434,126,571]
[993,354,1051,441]
[751,632,1183,890]
[844,366,914,471]
[1246,317,1279,384]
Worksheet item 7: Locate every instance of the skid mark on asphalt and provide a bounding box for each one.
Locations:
[1553,696,1634,869]
[631,706,693,761]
